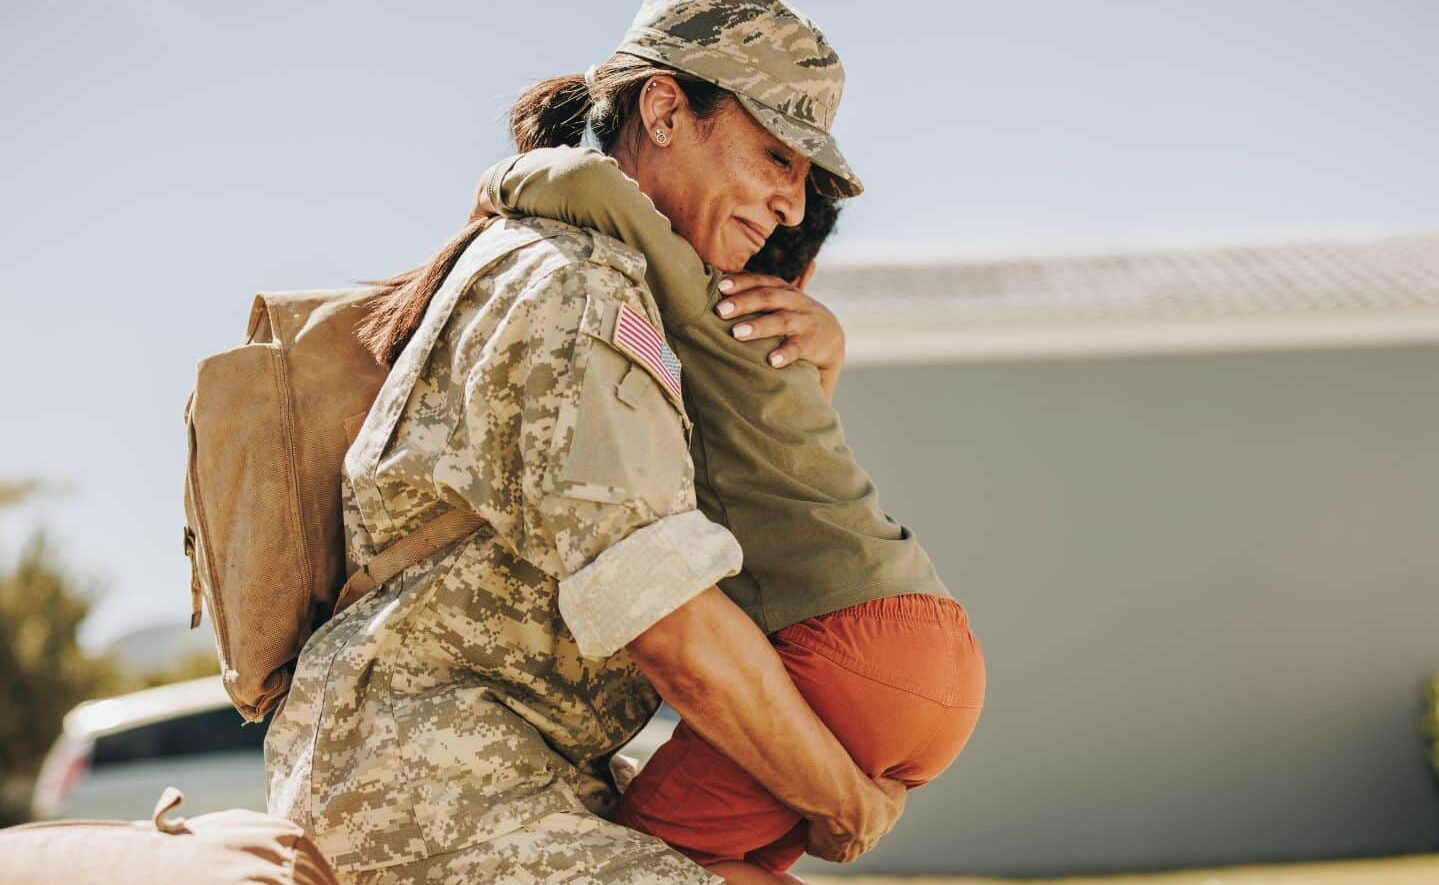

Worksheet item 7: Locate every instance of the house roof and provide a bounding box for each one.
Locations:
[809,232,1439,363]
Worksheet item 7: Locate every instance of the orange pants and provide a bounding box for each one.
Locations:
[611,593,985,874]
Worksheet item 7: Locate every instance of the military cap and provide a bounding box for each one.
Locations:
[615,0,863,198]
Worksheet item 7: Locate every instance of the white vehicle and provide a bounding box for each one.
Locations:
[30,676,267,820]
[31,675,679,821]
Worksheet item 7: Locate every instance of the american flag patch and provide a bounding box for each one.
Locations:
[612,302,682,401]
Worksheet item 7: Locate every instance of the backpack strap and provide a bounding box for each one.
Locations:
[332,508,486,617]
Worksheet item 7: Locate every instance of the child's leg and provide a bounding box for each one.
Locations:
[745,594,984,871]
[611,594,985,875]
[611,717,803,868]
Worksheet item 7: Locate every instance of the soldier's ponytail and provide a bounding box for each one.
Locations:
[355,217,491,367]
[359,55,731,368]
[509,73,591,151]
[509,53,731,156]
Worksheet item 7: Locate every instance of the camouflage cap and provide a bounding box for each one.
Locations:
[615,0,863,199]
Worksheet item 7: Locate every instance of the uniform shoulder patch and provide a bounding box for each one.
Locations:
[612,302,683,402]
[577,291,687,417]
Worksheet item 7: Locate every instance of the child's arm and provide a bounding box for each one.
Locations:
[477,148,840,394]
[473,147,848,393]
[472,146,716,326]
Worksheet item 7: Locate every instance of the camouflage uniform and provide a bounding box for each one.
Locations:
[264,215,738,884]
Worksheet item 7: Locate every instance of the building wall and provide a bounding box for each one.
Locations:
[797,342,1439,877]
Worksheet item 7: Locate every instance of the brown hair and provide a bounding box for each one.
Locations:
[357,53,732,367]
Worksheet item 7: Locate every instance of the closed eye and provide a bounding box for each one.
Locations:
[769,149,793,172]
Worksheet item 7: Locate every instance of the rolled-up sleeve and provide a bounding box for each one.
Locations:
[559,509,741,658]
[437,255,741,659]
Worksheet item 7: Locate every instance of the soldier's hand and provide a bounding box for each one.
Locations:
[804,775,907,864]
[714,266,845,401]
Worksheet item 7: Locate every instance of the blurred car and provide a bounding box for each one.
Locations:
[30,676,267,820]
[31,674,680,821]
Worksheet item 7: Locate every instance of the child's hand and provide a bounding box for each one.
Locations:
[715,263,845,402]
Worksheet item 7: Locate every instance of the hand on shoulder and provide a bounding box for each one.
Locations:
[714,263,845,402]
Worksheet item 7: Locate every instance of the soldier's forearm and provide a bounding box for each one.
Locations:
[626,586,878,827]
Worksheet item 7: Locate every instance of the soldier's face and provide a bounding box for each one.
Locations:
[642,96,810,273]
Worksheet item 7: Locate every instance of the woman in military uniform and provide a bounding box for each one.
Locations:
[263,1,903,882]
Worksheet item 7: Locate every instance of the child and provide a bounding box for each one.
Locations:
[471,146,985,876]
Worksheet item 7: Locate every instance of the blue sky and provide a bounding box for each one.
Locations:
[2,1,1436,646]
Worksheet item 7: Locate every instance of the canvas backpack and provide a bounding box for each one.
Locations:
[182,284,483,723]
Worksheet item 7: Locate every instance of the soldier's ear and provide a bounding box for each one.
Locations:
[794,259,817,291]
[639,74,685,136]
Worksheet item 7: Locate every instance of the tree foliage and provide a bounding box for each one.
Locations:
[0,490,121,824]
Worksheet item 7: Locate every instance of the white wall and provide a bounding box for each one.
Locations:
[800,342,1439,875]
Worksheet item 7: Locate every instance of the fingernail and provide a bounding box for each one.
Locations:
[718,278,734,292]
[717,301,735,317]
[733,323,752,339]
[770,353,785,367]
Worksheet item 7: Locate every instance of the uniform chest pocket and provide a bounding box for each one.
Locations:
[553,294,694,515]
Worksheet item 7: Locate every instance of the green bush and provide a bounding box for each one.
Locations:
[0,480,128,825]
[0,531,121,824]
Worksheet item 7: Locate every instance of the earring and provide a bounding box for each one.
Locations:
[654,128,669,145]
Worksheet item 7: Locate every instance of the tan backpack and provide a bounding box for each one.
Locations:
[182,286,483,723]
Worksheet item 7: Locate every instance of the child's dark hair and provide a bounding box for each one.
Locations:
[745,179,842,283]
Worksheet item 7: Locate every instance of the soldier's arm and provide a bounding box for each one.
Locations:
[627,588,906,864]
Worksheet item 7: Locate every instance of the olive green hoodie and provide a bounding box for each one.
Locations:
[474,146,950,634]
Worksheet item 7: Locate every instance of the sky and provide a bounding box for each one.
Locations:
[2,1,1436,648]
